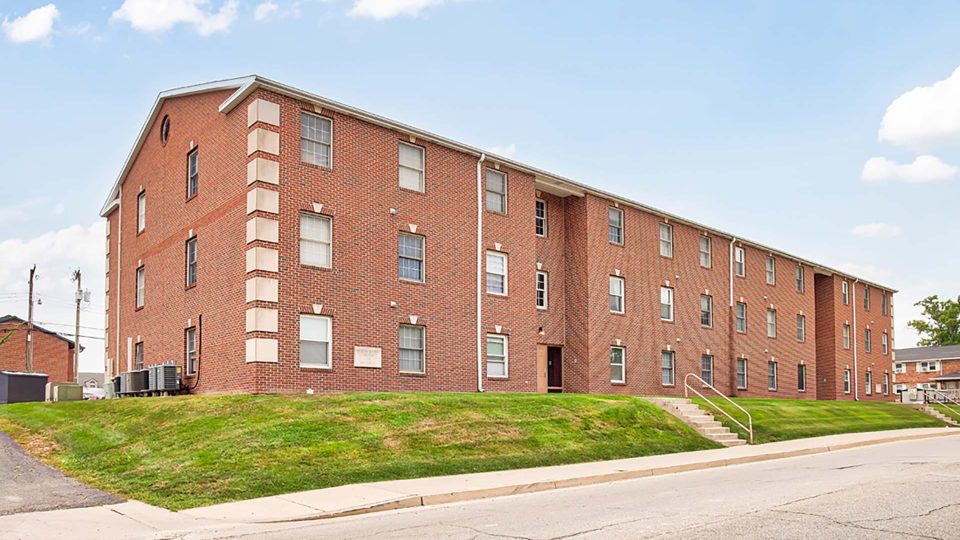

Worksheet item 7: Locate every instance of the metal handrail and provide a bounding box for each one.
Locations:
[684,373,753,444]
[923,388,960,421]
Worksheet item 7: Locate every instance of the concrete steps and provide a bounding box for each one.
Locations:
[647,397,748,447]
[918,404,960,427]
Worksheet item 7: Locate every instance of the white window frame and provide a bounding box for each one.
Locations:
[661,350,675,386]
[843,369,851,394]
[700,294,713,328]
[485,169,507,214]
[796,313,806,342]
[865,328,872,353]
[765,256,776,285]
[881,292,889,316]
[135,266,145,309]
[864,285,871,311]
[608,207,623,245]
[842,324,851,349]
[185,236,198,287]
[137,191,146,233]
[883,372,889,395]
[865,371,873,395]
[185,327,197,375]
[919,361,939,373]
[609,276,625,314]
[398,141,425,192]
[893,363,905,374]
[535,198,547,237]
[796,266,804,293]
[398,232,425,282]
[660,286,674,322]
[842,281,849,305]
[881,332,889,355]
[610,346,625,384]
[300,111,333,167]
[735,302,747,333]
[701,355,714,386]
[768,361,778,391]
[536,271,548,310]
[187,148,199,199]
[486,334,508,378]
[699,236,712,268]
[134,341,144,370]
[399,324,426,374]
[659,222,673,258]
[734,247,745,277]
[300,213,333,269]
[300,314,332,369]
[737,357,748,389]
[798,363,806,392]
[486,251,508,295]
[766,309,777,338]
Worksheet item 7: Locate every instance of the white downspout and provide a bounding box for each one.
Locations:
[476,153,486,392]
[114,187,122,380]
[728,238,737,308]
[852,279,859,401]
[729,237,737,394]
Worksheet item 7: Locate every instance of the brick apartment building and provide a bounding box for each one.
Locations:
[99,76,895,400]
[0,315,77,383]
[892,345,960,393]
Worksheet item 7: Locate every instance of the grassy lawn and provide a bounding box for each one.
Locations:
[0,392,718,510]
[692,397,948,443]
[931,403,960,423]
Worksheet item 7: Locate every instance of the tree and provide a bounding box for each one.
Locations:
[908,295,960,346]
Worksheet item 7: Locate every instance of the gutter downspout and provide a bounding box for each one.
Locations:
[852,279,860,401]
[476,153,486,392]
[728,238,737,395]
[114,187,122,381]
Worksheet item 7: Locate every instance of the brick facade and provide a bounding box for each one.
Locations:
[0,316,75,383]
[101,77,895,400]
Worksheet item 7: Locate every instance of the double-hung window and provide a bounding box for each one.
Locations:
[701,355,714,386]
[700,295,713,327]
[864,286,871,310]
[865,371,873,395]
[798,363,806,392]
[765,256,776,285]
[842,324,851,349]
[842,281,849,305]
[399,233,425,282]
[300,314,332,368]
[736,357,748,389]
[610,346,625,383]
[135,266,145,309]
[883,373,889,395]
[843,369,851,394]
[894,363,905,374]
[399,325,425,373]
[661,351,675,386]
[766,309,777,338]
[882,332,889,355]
[536,271,548,310]
[795,266,804,293]
[609,276,624,314]
[796,314,806,342]
[881,292,889,316]
[398,142,425,192]
[535,199,547,237]
[485,169,507,213]
[865,328,872,353]
[660,287,674,321]
[300,213,332,268]
[608,208,623,245]
[185,327,197,374]
[486,334,508,378]
[659,223,673,257]
[137,191,146,233]
[187,148,199,198]
[768,361,778,391]
[185,237,198,287]
[486,251,508,295]
[699,236,711,268]
[735,302,747,333]
[734,247,745,277]
[301,111,332,167]
[134,341,144,370]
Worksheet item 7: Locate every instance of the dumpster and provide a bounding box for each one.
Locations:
[0,371,49,404]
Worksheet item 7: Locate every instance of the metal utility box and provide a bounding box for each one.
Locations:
[0,371,49,404]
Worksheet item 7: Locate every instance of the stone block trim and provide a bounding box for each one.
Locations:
[246,246,279,273]
[245,337,279,363]
[247,188,280,215]
[247,128,280,156]
[246,216,280,244]
[247,98,281,127]
[246,277,279,303]
[247,158,280,186]
[246,307,279,333]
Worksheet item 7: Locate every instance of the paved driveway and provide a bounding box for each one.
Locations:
[0,431,121,516]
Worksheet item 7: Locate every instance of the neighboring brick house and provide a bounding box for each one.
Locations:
[893,345,960,393]
[99,76,896,399]
[0,315,77,383]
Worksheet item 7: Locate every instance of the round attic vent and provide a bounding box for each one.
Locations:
[160,115,170,144]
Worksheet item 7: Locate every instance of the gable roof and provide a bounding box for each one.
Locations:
[101,75,896,293]
[0,315,77,348]
[895,344,960,362]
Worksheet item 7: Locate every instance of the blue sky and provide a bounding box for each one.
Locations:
[1,0,959,372]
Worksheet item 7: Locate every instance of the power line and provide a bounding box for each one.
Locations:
[35,321,105,333]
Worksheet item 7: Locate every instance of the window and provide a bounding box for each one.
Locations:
[486,334,508,378]
[185,237,197,287]
[842,281,849,305]
[300,213,332,268]
[919,361,939,373]
[535,199,547,237]
[659,223,673,257]
[865,328,872,353]
[660,287,674,321]
[399,325,425,373]
[160,115,170,144]
[486,251,508,295]
[865,371,873,395]
[661,351,675,386]
[768,361,778,390]
[301,111,332,167]
[796,266,804,293]
[881,292,889,316]
[798,363,806,392]
[699,236,712,268]
[766,309,777,338]
[536,271,548,310]
[735,302,747,333]
[882,332,889,355]
[609,276,625,314]
[135,266,145,309]
[185,327,197,375]
[610,346,625,383]
[734,247,745,277]
[398,233,425,282]
[608,207,623,244]
[842,324,850,349]
[398,142,425,192]
[894,363,905,374]
[736,357,748,389]
[300,314,332,368]
[134,341,144,370]
[701,355,714,386]
[187,148,199,199]
[883,373,889,395]
[485,169,507,213]
[864,286,871,310]
[843,369,851,394]
[700,295,713,327]
[137,191,146,233]
[796,314,806,342]
[765,256,776,285]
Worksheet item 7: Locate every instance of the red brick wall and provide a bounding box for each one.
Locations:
[893,358,960,388]
[0,322,73,383]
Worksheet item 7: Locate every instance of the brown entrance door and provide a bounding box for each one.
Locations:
[536,345,548,393]
[547,346,563,392]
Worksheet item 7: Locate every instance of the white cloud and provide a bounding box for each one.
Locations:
[53,202,65,215]
[349,0,452,20]
[879,66,960,147]
[860,155,957,183]
[111,0,238,36]
[835,263,894,285]
[254,1,280,20]
[0,197,48,224]
[0,222,105,373]
[851,222,901,238]
[2,3,59,44]
[486,143,517,158]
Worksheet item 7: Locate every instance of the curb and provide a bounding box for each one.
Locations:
[258,428,960,524]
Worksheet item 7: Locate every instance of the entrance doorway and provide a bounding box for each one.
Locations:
[536,345,563,393]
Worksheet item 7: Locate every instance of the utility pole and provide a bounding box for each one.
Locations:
[25,265,36,373]
[72,269,89,384]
